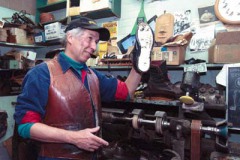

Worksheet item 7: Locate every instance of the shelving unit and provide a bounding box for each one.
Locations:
[36,0,121,23]
[80,0,121,19]
[36,0,67,23]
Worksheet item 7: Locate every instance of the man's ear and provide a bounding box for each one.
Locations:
[66,32,73,44]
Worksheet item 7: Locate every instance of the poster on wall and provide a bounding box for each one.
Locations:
[173,10,192,35]
[102,21,118,46]
[189,25,214,51]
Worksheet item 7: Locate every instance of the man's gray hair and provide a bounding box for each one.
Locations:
[61,27,86,47]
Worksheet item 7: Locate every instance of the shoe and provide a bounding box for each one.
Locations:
[132,22,154,73]
[100,140,140,160]
[113,141,141,160]
[100,141,118,159]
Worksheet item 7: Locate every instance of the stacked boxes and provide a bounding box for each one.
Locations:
[8,28,29,44]
[208,31,240,63]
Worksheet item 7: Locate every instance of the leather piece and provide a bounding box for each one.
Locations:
[191,120,201,160]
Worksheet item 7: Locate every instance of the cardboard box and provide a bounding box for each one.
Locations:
[209,43,240,63]
[44,22,66,41]
[80,0,111,13]
[208,31,240,63]
[152,46,186,65]
[67,6,80,16]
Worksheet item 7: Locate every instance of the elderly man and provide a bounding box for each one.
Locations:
[14,16,154,160]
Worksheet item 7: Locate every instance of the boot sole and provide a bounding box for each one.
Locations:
[136,23,154,72]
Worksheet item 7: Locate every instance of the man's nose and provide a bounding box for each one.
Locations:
[90,41,97,50]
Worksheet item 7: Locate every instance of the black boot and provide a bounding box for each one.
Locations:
[143,60,183,99]
[131,22,154,73]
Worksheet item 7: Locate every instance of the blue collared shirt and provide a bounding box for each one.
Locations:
[14,52,118,125]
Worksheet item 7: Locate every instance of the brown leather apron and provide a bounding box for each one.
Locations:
[39,57,101,159]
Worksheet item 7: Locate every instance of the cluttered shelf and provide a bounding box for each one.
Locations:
[91,63,224,71]
[0,41,44,49]
[102,98,226,119]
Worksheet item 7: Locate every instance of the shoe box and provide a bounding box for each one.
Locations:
[208,31,240,63]
[151,45,186,65]
[44,22,66,41]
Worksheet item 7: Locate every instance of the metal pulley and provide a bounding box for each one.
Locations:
[155,111,167,135]
[132,109,144,129]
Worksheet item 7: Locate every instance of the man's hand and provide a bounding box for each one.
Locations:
[30,123,108,152]
[69,126,109,152]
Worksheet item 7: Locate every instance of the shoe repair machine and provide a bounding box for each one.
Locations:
[101,105,239,160]
[101,71,240,160]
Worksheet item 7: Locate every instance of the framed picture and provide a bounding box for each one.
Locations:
[198,5,218,24]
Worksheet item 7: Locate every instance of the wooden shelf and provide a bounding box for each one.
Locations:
[167,64,224,70]
[91,65,132,71]
[0,42,44,49]
[37,0,67,12]
[91,63,224,71]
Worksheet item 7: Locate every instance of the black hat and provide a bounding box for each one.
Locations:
[64,16,110,41]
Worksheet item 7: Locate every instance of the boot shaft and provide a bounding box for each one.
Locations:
[148,60,170,83]
[144,60,178,98]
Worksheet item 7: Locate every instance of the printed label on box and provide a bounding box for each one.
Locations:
[34,35,43,43]
[152,48,173,62]
[44,22,66,41]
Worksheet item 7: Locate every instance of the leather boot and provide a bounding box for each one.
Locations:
[143,60,182,99]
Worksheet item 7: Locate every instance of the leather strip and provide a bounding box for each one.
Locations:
[191,120,201,160]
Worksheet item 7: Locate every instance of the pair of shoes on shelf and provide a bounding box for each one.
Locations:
[132,22,154,73]
[185,58,206,64]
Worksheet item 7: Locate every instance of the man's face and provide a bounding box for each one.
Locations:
[67,29,100,63]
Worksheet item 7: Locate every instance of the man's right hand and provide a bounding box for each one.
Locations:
[68,126,109,152]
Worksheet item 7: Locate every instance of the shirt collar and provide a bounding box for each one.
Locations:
[58,51,89,73]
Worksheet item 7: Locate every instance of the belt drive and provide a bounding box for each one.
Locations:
[191,120,202,160]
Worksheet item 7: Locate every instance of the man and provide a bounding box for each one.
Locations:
[14,16,154,160]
